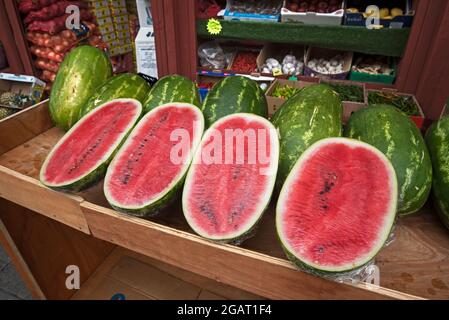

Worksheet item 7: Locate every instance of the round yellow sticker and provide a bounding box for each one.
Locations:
[207,18,222,35]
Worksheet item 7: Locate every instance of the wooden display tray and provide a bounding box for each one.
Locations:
[72,247,261,300]
[1,101,449,300]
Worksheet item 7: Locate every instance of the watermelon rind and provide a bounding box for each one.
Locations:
[276,137,398,274]
[345,104,432,215]
[49,45,113,131]
[40,98,143,192]
[182,113,279,243]
[143,75,200,113]
[425,117,449,230]
[104,103,205,217]
[201,76,268,128]
[271,84,343,190]
[78,73,151,119]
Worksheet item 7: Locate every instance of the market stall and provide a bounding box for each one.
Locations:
[0,0,449,301]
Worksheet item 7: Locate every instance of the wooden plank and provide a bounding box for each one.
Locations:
[0,199,115,299]
[0,219,46,300]
[81,202,420,300]
[0,127,90,233]
[72,247,259,300]
[0,166,89,233]
[0,100,52,155]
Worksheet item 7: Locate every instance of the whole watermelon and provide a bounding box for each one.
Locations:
[346,104,432,215]
[201,76,268,127]
[426,116,449,229]
[271,84,342,188]
[143,74,200,113]
[49,46,112,131]
[79,73,151,118]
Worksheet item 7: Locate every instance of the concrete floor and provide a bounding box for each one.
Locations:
[0,245,32,300]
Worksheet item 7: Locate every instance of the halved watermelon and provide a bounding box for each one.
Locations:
[40,99,142,192]
[182,113,279,243]
[104,103,204,216]
[276,138,397,274]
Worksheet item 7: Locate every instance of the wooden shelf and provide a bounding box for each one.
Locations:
[1,103,449,300]
[196,20,411,57]
[72,247,261,300]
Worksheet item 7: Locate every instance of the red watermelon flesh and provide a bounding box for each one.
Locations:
[40,99,142,191]
[183,113,279,243]
[104,103,204,216]
[276,138,397,273]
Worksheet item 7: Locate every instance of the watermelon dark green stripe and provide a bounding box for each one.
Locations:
[50,46,112,131]
[79,73,151,118]
[143,75,200,113]
[271,84,342,189]
[201,76,268,127]
[426,116,449,229]
[345,104,432,215]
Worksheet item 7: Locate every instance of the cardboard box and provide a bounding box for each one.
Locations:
[281,0,345,25]
[96,16,113,26]
[320,79,367,122]
[366,88,425,129]
[113,14,129,24]
[135,27,158,78]
[265,78,317,116]
[0,73,45,109]
[256,43,305,75]
[304,47,353,80]
[224,0,282,22]
[91,7,111,19]
[97,23,115,35]
[88,0,108,9]
[344,0,414,28]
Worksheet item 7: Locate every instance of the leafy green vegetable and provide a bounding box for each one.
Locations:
[326,83,364,103]
[368,91,420,116]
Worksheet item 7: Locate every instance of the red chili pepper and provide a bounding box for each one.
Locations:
[232,52,258,73]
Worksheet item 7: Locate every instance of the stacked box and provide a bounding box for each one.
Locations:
[108,0,133,56]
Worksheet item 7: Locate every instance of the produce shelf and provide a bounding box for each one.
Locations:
[72,247,261,300]
[1,103,449,299]
[196,20,411,57]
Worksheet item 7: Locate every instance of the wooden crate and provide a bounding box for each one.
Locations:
[1,102,449,300]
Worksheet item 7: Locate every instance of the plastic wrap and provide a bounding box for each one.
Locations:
[198,42,230,70]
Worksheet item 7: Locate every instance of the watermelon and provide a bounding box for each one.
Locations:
[40,99,142,192]
[345,105,432,215]
[271,84,342,189]
[182,113,279,243]
[104,103,204,216]
[201,76,268,128]
[79,73,151,118]
[426,116,449,229]
[143,75,200,113]
[277,137,397,274]
[49,45,112,131]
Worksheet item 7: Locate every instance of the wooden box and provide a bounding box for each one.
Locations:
[1,101,449,300]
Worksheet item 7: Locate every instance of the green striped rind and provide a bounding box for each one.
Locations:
[425,117,449,229]
[79,73,151,118]
[104,103,205,217]
[49,46,112,131]
[345,104,432,215]
[201,76,268,127]
[271,84,342,189]
[143,75,200,113]
[40,99,143,192]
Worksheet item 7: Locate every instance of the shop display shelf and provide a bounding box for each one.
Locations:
[72,247,261,300]
[196,20,411,57]
[1,102,449,300]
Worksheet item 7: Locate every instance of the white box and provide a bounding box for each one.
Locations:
[135,27,158,78]
[136,0,153,27]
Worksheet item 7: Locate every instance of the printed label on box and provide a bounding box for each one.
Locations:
[109,0,127,8]
[102,32,117,42]
[91,7,111,18]
[98,23,115,35]
[96,16,113,25]
[88,0,108,9]
[113,14,129,24]
[111,7,128,16]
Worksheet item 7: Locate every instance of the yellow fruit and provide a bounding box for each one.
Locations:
[383,15,393,20]
[347,8,359,13]
[379,8,390,18]
[391,8,404,17]
[364,5,377,17]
